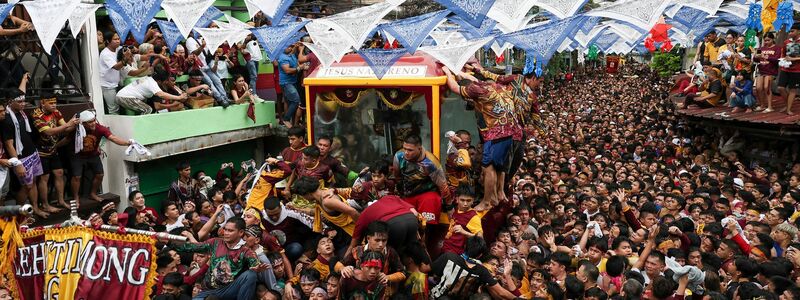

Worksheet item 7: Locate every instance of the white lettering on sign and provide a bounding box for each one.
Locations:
[317,66,428,78]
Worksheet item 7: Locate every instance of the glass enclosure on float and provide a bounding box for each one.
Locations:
[303,53,479,171]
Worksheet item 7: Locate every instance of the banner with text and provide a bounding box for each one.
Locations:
[13,227,158,300]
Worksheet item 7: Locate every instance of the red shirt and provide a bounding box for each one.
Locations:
[441,209,480,254]
[351,195,415,242]
[280,144,305,164]
[77,124,112,158]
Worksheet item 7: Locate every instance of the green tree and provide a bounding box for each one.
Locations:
[650,49,682,77]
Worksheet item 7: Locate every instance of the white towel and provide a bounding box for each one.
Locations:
[6,105,31,155]
[74,122,86,154]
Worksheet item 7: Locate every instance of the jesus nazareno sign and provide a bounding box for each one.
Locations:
[12,227,158,300]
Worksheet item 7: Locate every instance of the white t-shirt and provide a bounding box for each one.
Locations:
[116,77,162,99]
[99,47,120,88]
[185,37,208,70]
[246,40,263,62]
[213,58,230,79]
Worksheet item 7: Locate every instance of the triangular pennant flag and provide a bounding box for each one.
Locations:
[381,10,449,54]
[264,0,294,23]
[303,42,337,68]
[357,48,408,79]
[309,29,354,63]
[247,102,256,122]
[315,1,400,49]
[156,20,184,53]
[68,3,101,38]
[586,0,673,30]
[195,5,224,29]
[607,21,647,43]
[490,40,512,57]
[433,0,496,28]
[450,15,497,39]
[383,29,396,45]
[534,0,589,19]
[0,0,17,25]
[682,0,724,16]
[429,30,457,46]
[105,0,162,44]
[305,21,332,43]
[215,19,252,45]
[193,27,231,53]
[577,16,600,34]
[249,20,310,62]
[106,6,131,41]
[499,16,581,65]
[668,6,709,34]
[161,0,216,38]
[487,0,536,29]
[419,37,492,73]
[243,0,262,19]
[22,0,80,55]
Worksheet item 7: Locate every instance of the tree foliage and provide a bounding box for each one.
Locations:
[650,49,681,77]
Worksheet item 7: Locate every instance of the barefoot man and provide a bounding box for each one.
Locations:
[70,110,132,202]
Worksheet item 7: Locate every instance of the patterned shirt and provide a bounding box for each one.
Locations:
[480,70,544,138]
[393,150,449,198]
[31,108,66,157]
[459,77,520,141]
[177,238,259,291]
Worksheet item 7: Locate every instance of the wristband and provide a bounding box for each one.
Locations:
[8,157,21,167]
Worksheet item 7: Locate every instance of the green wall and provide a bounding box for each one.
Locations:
[135,140,258,212]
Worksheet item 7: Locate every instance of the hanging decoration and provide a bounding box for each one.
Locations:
[375,88,424,110]
[499,15,582,67]
[302,42,337,68]
[717,2,749,20]
[254,0,294,23]
[761,0,779,32]
[357,48,408,80]
[522,54,536,75]
[215,18,252,44]
[156,20,184,53]
[607,21,647,43]
[106,6,131,41]
[585,0,673,31]
[193,27,231,53]
[68,3,101,38]
[380,10,449,54]
[451,15,497,39]
[21,0,80,55]
[490,40,513,58]
[250,20,310,62]
[533,0,590,19]
[418,36,493,73]
[161,0,216,38]
[429,30,457,46]
[587,44,599,59]
[0,0,17,24]
[195,5,224,29]
[315,1,401,49]
[668,6,709,34]
[495,14,535,33]
[105,0,161,44]
[308,29,354,63]
[744,3,762,32]
[682,0,724,16]
[243,0,263,19]
[772,0,794,33]
[486,0,536,30]
[577,16,601,34]
[649,22,672,44]
[660,40,674,52]
[644,37,656,52]
[744,28,758,49]
[593,32,620,52]
[433,0,495,28]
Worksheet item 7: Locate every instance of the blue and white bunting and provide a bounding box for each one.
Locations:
[68,3,101,38]
[499,16,582,67]
[265,0,294,23]
[195,5,224,29]
[586,0,672,30]
[450,15,497,39]
[419,36,492,73]
[105,0,162,44]
[250,20,310,62]
[534,0,589,19]
[668,6,709,34]
[106,6,131,41]
[0,0,18,25]
[433,0,496,28]
[161,0,215,38]
[316,1,400,48]
[487,0,536,29]
[156,20,184,53]
[357,48,408,79]
[381,10,449,54]
[577,16,600,34]
[22,0,80,55]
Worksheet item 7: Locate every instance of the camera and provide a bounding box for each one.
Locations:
[220,55,227,60]
[200,89,211,96]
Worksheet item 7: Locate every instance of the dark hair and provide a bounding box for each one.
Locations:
[735,257,760,279]
[264,197,281,210]
[650,276,676,299]
[364,221,389,238]
[287,126,306,138]
[128,190,143,203]
[175,161,191,171]
[103,31,117,45]
[302,145,321,159]
[404,135,422,145]
[764,32,776,40]
[550,252,571,268]
[584,287,608,300]
[222,191,237,201]
[227,216,247,231]
[156,254,174,270]
[454,184,476,198]
[163,272,184,287]
[605,255,627,277]
[188,69,203,78]
[579,260,600,282]
[359,250,384,267]
[464,236,487,259]
[162,201,178,213]
[370,159,390,175]
[317,135,333,145]
[291,176,321,196]
[299,268,321,282]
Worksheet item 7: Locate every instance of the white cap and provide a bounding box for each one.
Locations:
[79,111,96,123]
[733,178,744,189]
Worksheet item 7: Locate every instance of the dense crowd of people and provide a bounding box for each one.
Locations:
[62,50,800,300]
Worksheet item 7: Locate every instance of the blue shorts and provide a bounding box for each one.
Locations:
[482,137,513,170]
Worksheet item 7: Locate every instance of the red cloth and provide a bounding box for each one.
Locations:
[404,191,443,225]
[77,124,112,158]
[352,195,415,241]
[441,209,479,254]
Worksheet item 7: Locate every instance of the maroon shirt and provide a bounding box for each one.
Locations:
[756,45,781,76]
[77,124,112,158]
[351,195,415,242]
[280,144,306,165]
